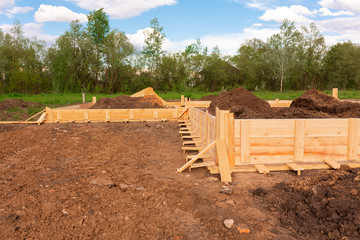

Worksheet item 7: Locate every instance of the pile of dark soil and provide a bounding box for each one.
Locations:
[291,89,360,117]
[0,99,41,111]
[91,95,166,109]
[206,88,360,119]
[199,94,218,101]
[258,167,360,239]
[208,88,272,118]
[0,99,43,121]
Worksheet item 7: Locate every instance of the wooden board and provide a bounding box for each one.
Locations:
[216,139,232,183]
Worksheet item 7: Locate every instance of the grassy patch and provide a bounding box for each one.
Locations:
[0,89,359,106]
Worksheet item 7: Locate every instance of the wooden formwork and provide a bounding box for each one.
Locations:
[45,107,188,123]
[182,106,360,182]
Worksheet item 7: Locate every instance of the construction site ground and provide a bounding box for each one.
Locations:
[1,122,359,239]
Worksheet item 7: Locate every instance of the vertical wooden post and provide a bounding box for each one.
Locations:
[348,118,359,160]
[181,95,185,107]
[240,120,250,163]
[82,93,85,103]
[294,119,305,162]
[332,88,338,99]
[227,112,235,168]
[205,110,209,145]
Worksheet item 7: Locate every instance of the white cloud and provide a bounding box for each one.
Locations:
[0,22,58,44]
[6,6,33,18]
[68,0,177,19]
[0,0,14,11]
[318,0,360,14]
[317,7,354,16]
[34,4,87,23]
[126,26,278,55]
[260,5,313,23]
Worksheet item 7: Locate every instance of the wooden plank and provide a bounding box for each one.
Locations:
[348,118,359,160]
[305,136,348,146]
[305,127,348,137]
[251,128,295,138]
[217,139,232,183]
[179,131,196,135]
[182,146,204,152]
[37,112,47,125]
[250,155,294,163]
[250,137,294,147]
[324,159,341,169]
[183,140,203,146]
[250,119,295,129]
[190,161,216,169]
[0,121,39,124]
[25,109,45,121]
[286,163,304,176]
[250,146,293,155]
[304,145,347,155]
[180,127,191,131]
[186,154,213,161]
[181,135,200,140]
[177,107,189,119]
[227,112,235,168]
[294,119,305,162]
[254,164,270,174]
[305,119,348,129]
[240,121,250,163]
[177,141,216,172]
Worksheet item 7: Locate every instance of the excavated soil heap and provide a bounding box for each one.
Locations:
[208,88,272,119]
[0,99,41,111]
[91,95,166,109]
[206,88,360,119]
[256,166,360,240]
[291,89,360,118]
[199,94,218,101]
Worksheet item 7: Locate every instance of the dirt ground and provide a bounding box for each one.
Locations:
[1,122,359,239]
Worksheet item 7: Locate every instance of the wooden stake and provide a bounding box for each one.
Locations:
[332,88,338,99]
[348,118,359,160]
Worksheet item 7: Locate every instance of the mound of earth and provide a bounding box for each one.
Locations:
[291,89,360,117]
[257,167,360,240]
[91,95,166,109]
[271,107,334,119]
[0,99,41,111]
[199,94,218,101]
[208,88,272,118]
[0,99,43,121]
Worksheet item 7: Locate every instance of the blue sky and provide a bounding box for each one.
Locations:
[1,0,360,54]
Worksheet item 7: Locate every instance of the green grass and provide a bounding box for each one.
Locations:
[1,89,360,107]
[0,93,116,107]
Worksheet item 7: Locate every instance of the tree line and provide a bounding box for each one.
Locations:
[1,9,360,94]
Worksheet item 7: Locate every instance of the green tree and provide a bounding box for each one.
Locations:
[87,8,110,84]
[102,29,135,93]
[300,22,326,89]
[46,20,96,92]
[142,17,166,78]
[322,41,360,89]
[268,19,302,91]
